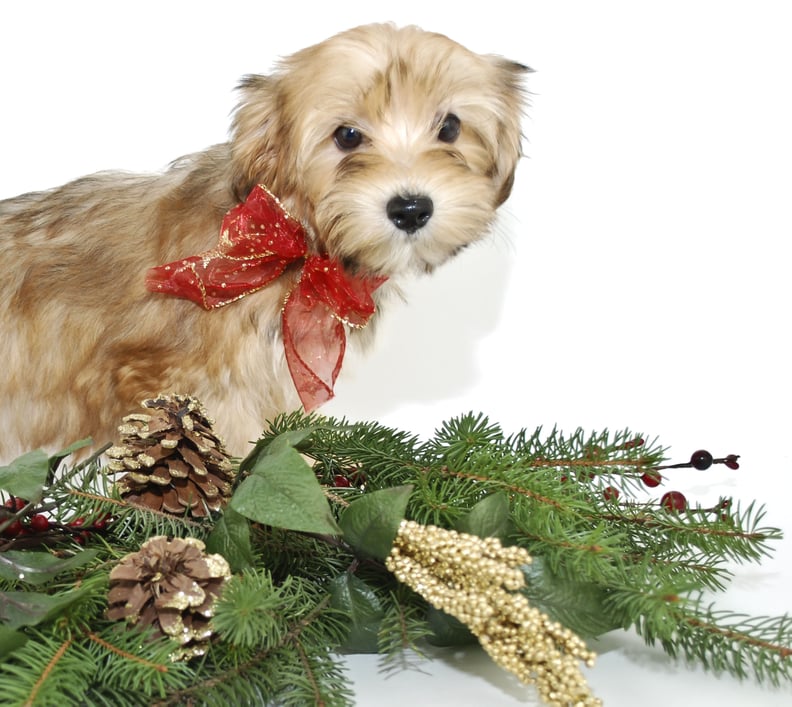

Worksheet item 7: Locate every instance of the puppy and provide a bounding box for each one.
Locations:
[0,23,527,460]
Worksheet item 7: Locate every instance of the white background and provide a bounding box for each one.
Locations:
[2,2,790,705]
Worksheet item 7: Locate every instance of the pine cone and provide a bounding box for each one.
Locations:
[107,536,231,659]
[107,394,235,517]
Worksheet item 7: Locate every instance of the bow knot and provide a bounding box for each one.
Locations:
[146,185,386,411]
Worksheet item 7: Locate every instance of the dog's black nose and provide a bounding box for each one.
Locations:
[386,195,434,234]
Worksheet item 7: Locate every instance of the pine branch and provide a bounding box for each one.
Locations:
[1,409,787,704]
[84,626,194,702]
[376,589,434,676]
[163,589,350,706]
[0,630,94,706]
[643,602,792,685]
[28,635,72,706]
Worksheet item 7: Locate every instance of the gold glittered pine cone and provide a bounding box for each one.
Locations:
[107,535,231,660]
[106,394,236,518]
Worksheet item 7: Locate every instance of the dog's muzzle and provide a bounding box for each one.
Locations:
[387,194,433,234]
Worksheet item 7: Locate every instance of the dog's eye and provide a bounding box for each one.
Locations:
[437,113,461,143]
[333,125,364,150]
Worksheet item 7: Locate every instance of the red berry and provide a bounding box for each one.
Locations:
[690,450,713,470]
[7,497,28,512]
[332,475,352,488]
[585,445,604,460]
[724,455,740,470]
[30,514,50,533]
[69,517,85,528]
[603,486,620,502]
[641,470,662,488]
[3,520,24,537]
[661,491,687,512]
[349,471,367,487]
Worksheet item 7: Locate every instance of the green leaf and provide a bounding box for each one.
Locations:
[329,572,385,653]
[0,585,91,629]
[455,491,511,541]
[48,438,93,476]
[0,450,49,501]
[0,625,27,658]
[230,431,341,535]
[339,485,413,560]
[0,549,99,586]
[522,558,621,638]
[239,427,316,474]
[426,606,476,647]
[206,507,254,572]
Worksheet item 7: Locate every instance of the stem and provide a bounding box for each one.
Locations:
[437,467,565,509]
[296,639,325,707]
[24,637,72,707]
[85,632,169,673]
[682,615,792,658]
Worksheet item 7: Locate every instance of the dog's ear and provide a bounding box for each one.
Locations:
[491,59,531,207]
[230,74,282,200]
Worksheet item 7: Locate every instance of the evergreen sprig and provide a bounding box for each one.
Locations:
[0,410,789,705]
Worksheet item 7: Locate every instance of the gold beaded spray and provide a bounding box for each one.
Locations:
[385,520,600,707]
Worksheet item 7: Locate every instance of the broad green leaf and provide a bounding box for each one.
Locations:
[48,438,93,475]
[230,435,340,535]
[206,507,254,572]
[0,585,91,629]
[0,625,27,658]
[455,492,511,541]
[0,450,49,501]
[239,427,316,474]
[339,485,413,560]
[522,558,621,638]
[0,549,100,586]
[426,606,475,647]
[329,572,384,653]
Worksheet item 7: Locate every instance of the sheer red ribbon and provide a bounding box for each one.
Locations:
[145,185,386,411]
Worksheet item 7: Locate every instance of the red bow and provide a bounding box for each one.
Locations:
[145,185,386,411]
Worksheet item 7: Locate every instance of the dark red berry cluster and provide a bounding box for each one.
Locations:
[68,515,111,544]
[2,496,111,544]
[2,497,50,538]
[642,449,740,514]
[321,468,367,489]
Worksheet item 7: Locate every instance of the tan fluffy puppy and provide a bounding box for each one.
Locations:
[0,23,527,459]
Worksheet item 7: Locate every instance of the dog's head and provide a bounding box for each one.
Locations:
[231,23,528,277]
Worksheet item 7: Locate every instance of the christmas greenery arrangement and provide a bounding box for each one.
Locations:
[0,394,790,706]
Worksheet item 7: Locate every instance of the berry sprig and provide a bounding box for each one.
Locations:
[316,466,367,489]
[1,495,112,545]
[636,449,740,491]
[636,449,741,513]
[1,496,51,539]
[656,449,740,472]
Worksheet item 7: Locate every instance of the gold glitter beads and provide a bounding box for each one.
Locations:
[385,520,600,707]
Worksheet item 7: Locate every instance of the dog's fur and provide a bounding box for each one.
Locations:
[0,23,527,460]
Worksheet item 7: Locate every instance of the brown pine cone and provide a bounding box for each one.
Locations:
[107,535,231,660]
[106,394,236,518]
